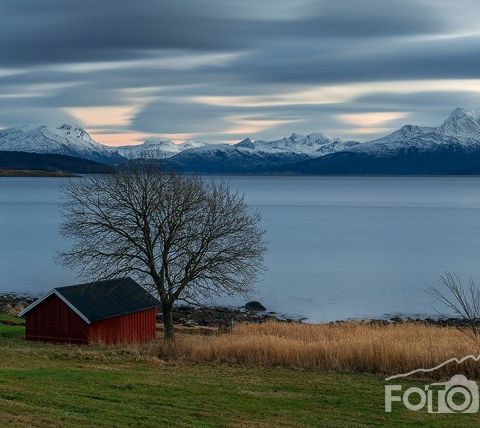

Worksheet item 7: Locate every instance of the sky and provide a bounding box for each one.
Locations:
[1,0,480,146]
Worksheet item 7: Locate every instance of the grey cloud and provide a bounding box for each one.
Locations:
[0,108,77,128]
[297,0,447,37]
[0,1,284,66]
[226,35,480,85]
[132,99,234,133]
[353,91,480,111]
[0,0,447,66]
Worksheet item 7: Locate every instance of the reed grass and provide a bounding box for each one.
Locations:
[5,317,480,378]
[154,321,480,378]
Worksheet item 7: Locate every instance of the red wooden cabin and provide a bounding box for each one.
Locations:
[18,278,159,344]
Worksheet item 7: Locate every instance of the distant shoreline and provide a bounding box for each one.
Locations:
[0,169,75,177]
[1,292,468,328]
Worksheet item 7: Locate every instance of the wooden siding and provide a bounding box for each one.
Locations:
[88,308,156,344]
[25,294,89,344]
[24,296,156,345]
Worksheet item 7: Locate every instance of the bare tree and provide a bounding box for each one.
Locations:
[59,160,267,341]
[427,272,480,343]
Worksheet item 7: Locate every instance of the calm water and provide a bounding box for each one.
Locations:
[2,176,480,321]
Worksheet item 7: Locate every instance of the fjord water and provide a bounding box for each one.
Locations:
[2,176,480,322]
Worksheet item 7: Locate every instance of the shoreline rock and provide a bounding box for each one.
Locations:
[0,293,35,316]
[161,304,301,329]
[244,301,267,312]
[330,316,480,328]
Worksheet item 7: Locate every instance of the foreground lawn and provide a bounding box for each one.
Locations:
[0,313,25,338]
[0,322,480,426]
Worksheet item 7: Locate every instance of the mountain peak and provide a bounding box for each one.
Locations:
[289,132,304,140]
[448,107,468,118]
[117,137,178,158]
[236,138,255,149]
[58,123,81,130]
[143,137,175,147]
[440,107,480,139]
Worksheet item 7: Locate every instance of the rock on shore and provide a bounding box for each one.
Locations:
[0,294,35,315]
[159,304,300,329]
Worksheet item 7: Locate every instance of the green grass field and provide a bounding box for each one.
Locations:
[1,316,480,427]
[0,313,25,338]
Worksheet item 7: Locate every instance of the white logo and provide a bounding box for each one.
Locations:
[385,355,480,413]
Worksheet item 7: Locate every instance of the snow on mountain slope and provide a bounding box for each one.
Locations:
[117,138,206,159]
[163,132,361,172]
[234,132,360,156]
[313,139,361,156]
[177,132,358,157]
[120,132,359,167]
[438,107,480,139]
[117,137,178,158]
[349,108,480,156]
[0,124,118,162]
[246,132,332,155]
[174,132,355,160]
[165,142,310,173]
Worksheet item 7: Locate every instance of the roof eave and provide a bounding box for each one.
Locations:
[17,289,91,324]
[89,305,158,323]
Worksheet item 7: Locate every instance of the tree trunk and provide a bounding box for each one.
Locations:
[162,302,175,342]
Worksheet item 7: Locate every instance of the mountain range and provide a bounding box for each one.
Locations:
[162,134,360,173]
[2,108,480,174]
[280,107,480,175]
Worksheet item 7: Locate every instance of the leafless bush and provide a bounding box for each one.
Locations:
[427,272,480,343]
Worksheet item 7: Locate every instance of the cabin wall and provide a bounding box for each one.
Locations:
[88,308,156,344]
[25,294,89,343]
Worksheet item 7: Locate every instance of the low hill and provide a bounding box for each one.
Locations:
[0,151,114,174]
[0,169,74,177]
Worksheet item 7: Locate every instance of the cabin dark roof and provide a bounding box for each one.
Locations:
[18,278,159,323]
[54,278,159,322]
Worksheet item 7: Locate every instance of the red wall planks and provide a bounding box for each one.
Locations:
[88,308,156,344]
[25,294,89,343]
[25,295,156,345]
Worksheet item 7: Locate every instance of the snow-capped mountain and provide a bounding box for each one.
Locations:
[282,108,480,175]
[116,132,361,172]
[163,133,360,173]
[0,124,357,173]
[118,132,354,162]
[0,124,119,163]
[234,132,360,156]
[439,107,480,139]
[242,132,331,154]
[164,143,311,173]
[347,108,480,157]
[117,138,206,159]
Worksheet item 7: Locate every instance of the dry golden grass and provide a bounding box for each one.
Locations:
[153,321,480,378]
[12,321,479,378]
